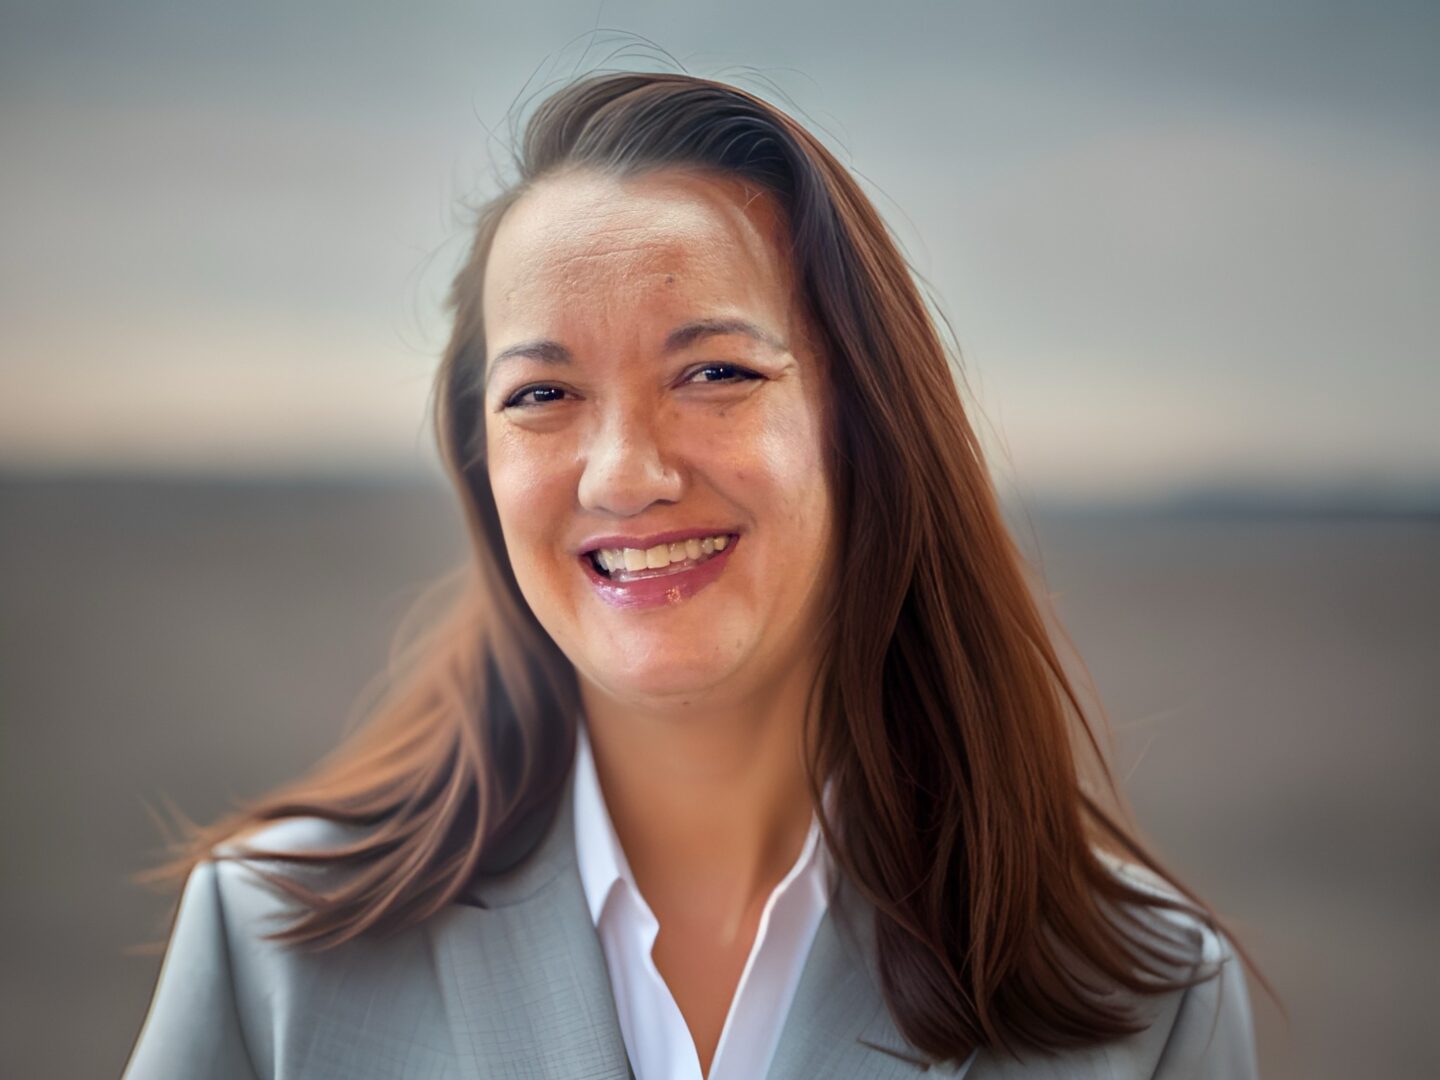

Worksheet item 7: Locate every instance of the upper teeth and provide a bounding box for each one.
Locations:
[594,535,729,574]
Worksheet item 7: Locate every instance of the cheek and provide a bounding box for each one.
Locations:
[708,405,832,546]
[485,441,575,578]
[766,396,829,490]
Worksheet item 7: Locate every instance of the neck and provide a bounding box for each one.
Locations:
[577,675,817,923]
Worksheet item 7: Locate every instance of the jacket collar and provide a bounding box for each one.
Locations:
[428,763,633,1079]
[426,754,977,1079]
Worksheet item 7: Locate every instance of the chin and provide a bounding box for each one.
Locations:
[579,646,745,708]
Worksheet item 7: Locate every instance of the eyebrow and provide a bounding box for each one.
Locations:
[484,317,786,388]
[663,317,786,354]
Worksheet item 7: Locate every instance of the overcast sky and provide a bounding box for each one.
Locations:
[2,1,1436,500]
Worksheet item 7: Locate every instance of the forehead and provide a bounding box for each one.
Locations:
[482,168,797,339]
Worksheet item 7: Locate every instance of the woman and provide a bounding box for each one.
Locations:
[124,71,1261,1079]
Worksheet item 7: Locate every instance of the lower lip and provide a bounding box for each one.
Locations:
[579,541,736,610]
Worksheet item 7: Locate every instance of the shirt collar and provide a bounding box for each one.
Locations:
[573,720,642,925]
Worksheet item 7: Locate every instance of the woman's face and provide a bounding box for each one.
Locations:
[481,167,834,709]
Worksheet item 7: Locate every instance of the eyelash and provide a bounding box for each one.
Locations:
[500,363,761,410]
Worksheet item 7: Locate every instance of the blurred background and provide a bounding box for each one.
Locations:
[2,2,1435,1077]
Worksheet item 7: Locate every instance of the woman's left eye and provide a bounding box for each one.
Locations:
[684,363,760,385]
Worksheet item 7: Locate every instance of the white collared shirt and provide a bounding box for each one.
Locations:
[572,724,832,1080]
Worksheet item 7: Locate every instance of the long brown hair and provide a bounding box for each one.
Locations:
[141,71,1263,1065]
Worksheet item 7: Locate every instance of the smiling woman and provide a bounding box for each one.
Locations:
[124,72,1262,1079]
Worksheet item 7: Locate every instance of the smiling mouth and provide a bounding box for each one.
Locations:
[584,533,736,581]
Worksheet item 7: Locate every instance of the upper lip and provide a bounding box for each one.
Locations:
[572,526,740,555]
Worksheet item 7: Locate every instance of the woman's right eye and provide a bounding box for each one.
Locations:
[502,385,568,409]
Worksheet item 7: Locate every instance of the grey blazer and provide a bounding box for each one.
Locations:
[123,772,1258,1079]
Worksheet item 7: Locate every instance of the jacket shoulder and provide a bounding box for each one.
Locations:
[1095,849,1259,1079]
[126,817,455,1078]
[1092,849,1215,961]
[206,816,368,939]
[968,852,1258,1079]
[216,814,369,859]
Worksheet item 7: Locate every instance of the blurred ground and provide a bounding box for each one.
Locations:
[1,475,1435,1078]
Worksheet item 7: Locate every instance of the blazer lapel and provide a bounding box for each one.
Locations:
[427,761,977,1080]
[427,772,633,1080]
[768,878,979,1079]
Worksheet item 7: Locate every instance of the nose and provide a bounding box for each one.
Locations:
[576,400,684,518]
